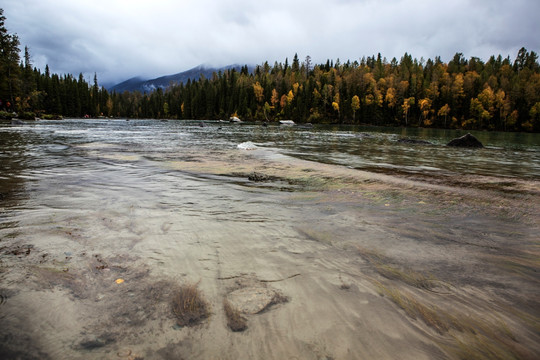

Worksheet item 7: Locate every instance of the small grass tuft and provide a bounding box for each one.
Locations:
[171,282,210,327]
[223,299,248,332]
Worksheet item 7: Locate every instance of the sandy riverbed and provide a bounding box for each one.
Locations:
[1,145,539,359]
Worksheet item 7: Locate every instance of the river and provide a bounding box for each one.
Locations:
[1,119,539,359]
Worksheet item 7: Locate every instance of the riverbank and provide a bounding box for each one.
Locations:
[1,136,539,359]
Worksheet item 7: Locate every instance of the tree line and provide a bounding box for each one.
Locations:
[1,9,539,131]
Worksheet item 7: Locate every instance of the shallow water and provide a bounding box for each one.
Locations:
[3,119,539,186]
[1,119,539,359]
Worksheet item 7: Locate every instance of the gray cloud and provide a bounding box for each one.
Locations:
[3,0,539,85]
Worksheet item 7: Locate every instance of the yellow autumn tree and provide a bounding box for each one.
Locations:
[437,104,450,127]
[351,95,360,122]
[526,102,540,131]
[495,89,511,129]
[469,98,490,128]
[374,89,383,107]
[332,92,340,118]
[287,90,294,105]
[418,98,432,126]
[270,88,279,108]
[332,100,340,118]
[280,94,287,109]
[253,82,264,103]
[385,87,397,109]
[401,97,415,125]
[292,82,300,95]
[365,94,374,106]
[363,72,376,93]
[452,73,465,103]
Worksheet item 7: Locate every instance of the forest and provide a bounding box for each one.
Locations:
[1,9,539,131]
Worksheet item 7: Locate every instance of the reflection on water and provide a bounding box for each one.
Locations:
[0,119,539,359]
[0,130,30,204]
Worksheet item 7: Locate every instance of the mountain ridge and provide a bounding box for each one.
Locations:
[109,64,253,93]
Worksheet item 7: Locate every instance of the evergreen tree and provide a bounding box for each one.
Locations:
[0,8,20,111]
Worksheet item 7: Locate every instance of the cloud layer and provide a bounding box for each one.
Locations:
[3,0,539,84]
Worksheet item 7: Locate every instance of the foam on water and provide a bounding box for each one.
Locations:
[237,141,257,150]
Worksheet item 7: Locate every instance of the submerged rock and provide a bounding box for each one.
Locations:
[248,172,269,182]
[78,334,116,350]
[447,133,483,148]
[397,138,432,145]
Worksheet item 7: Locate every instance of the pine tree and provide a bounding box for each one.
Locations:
[0,8,20,111]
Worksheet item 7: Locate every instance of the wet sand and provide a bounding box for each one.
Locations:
[1,145,539,359]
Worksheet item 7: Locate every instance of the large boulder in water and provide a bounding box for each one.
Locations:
[447,133,483,148]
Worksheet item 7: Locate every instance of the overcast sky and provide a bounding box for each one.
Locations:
[2,0,539,85]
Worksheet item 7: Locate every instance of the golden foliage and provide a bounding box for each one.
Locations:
[270,88,279,107]
[287,90,294,105]
[385,87,397,108]
[351,95,360,111]
[253,82,264,103]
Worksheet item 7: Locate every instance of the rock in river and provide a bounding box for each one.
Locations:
[248,172,269,182]
[226,287,284,314]
[279,120,295,125]
[11,119,25,125]
[447,133,484,148]
[397,138,432,145]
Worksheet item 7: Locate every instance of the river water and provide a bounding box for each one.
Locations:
[1,119,539,359]
[2,119,539,189]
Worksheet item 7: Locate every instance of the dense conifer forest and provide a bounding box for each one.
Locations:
[1,9,539,131]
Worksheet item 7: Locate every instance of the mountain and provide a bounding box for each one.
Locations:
[109,64,252,93]
[108,76,146,93]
